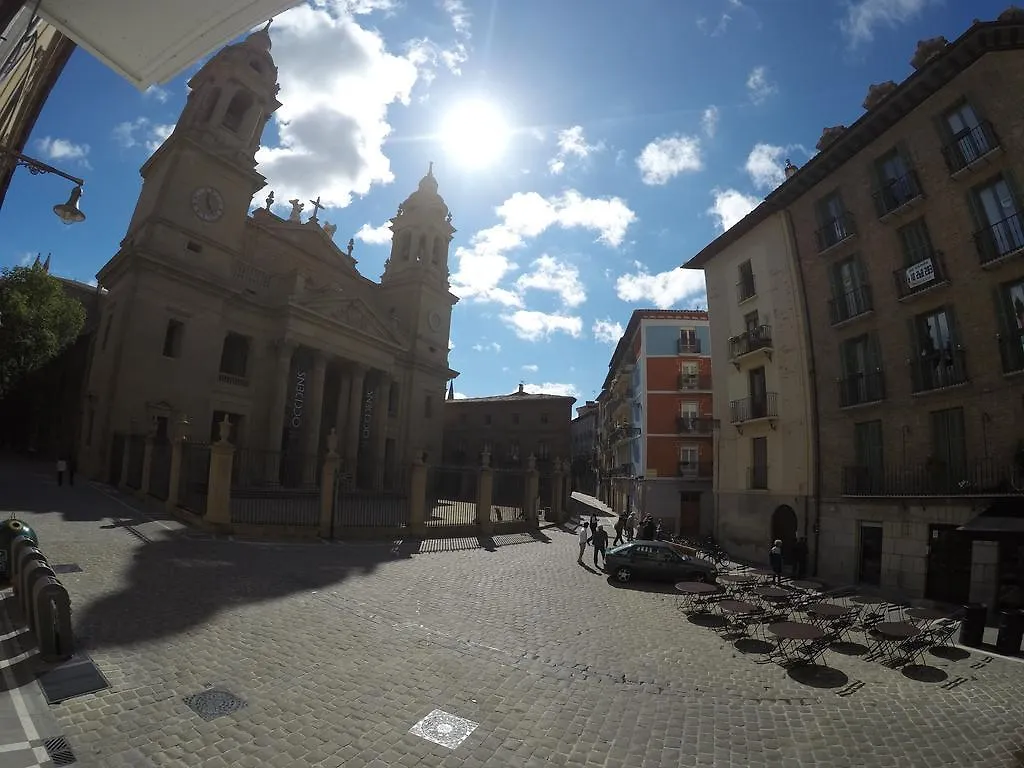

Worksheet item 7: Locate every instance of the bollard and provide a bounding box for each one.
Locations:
[12,545,47,598]
[31,576,74,663]
[10,535,42,589]
[19,559,57,629]
[4,528,38,583]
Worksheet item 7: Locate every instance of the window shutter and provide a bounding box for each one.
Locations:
[946,304,963,347]
[906,317,921,357]
[867,332,884,371]
[963,186,986,233]
[1002,168,1024,209]
[838,340,850,378]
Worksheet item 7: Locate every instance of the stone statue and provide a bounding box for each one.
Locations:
[288,199,304,222]
[265,191,275,210]
[347,238,355,257]
[217,414,232,444]
[322,222,337,238]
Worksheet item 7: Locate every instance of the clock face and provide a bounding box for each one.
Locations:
[428,311,442,331]
[191,187,225,222]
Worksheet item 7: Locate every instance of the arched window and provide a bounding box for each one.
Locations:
[198,87,221,124]
[223,91,254,132]
[398,230,412,260]
[432,236,445,264]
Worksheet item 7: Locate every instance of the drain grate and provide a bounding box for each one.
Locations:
[183,688,247,721]
[44,736,77,765]
[409,709,479,749]
[51,563,83,574]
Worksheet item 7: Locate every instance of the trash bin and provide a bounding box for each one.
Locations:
[0,519,38,581]
[960,603,987,648]
[995,609,1024,655]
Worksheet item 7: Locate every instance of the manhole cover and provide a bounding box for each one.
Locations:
[409,709,478,749]
[183,689,247,721]
[51,564,83,574]
[44,736,77,765]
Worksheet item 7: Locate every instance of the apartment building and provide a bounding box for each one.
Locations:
[686,10,1024,610]
[570,401,599,495]
[597,310,715,536]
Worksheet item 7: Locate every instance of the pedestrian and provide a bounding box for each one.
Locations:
[589,513,598,533]
[577,521,591,563]
[769,539,784,585]
[593,525,609,569]
[625,512,636,541]
[794,536,808,579]
[613,514,625,546]
[56,456,67,486]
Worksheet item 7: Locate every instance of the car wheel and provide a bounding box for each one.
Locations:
[614,566,632,583]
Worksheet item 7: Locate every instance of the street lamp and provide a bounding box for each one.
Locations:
[1,146,86,225]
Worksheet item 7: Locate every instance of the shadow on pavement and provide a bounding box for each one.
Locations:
[901,664,949,683]
[604,578,678,595]
[787,664,849,689]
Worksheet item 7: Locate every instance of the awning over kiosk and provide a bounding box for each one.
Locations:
[957,498,1024,539]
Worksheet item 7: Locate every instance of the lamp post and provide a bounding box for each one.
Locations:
[0,146,86,224]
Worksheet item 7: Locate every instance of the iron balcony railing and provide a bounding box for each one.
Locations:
[872,170,923,218]
[678,461,713,479]
[828,285,873,325]
[747,465,769,490]
[893,249,949,299]
[678,372,712,390]
[998,329,1024,375]
[729,393,778,423]
[728,324,773,359]
[842,459,1023,497]
[609,424,641,444]
[677,416,715,434]
[217,372,249,387]
[815,211,856,252]
[837,371,886,408]
[973,211,1024,266]
[941,120,1001,175]
[677,337,701,354]
[736,276,756,303]
[910,349,968,393]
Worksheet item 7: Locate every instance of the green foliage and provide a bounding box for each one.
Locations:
[0,265,85,397]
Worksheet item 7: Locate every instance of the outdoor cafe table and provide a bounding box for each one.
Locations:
[769,621,826,663]
[675,581,720,612]
[718,599,760,615]
[719,573,757,585]
[752,586,791,601]
[851,594,887,606]
[905,607,951,623]
[806,603,852,620]
[790,580,823,591]
[873,621,922,665]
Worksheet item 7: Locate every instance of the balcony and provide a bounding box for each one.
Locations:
[893,250,950,300]
[677,337,702,354]
[677,416,715,435]
[815,212,856,253]
[678,461,713,480]
[842,459,1023,497]
[910,349,968,394]
[611,463,633,478]
[941,121,1002,177]
[999,329,1024,375]
[872,170,924,221]
[828,285,873,326]
[736,277,756,304]
[973,212,1024,268]
[609,424,641,444]
[837,371,886,408]
[217,372,249,387]
[678,372,712,390]
[747,465,769,490]
[729,393,778,430]
[728,325,773,366]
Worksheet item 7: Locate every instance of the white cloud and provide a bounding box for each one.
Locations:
[355,221,393,244]
[18,253,34,266]
[522,364,539,372]
[592,318,624,344]
[34,136,90,166]
[841,0,933,47]
[707,188,761,232]
[522,381,580,398]
[450,190,636,305]
[745,143,787,190]
[501,310,583,341]
[112,118,173,153]
[548,125,604,175]
[471,341,502,353]
[746,66,777,105]
[254,2,465,211]
[701,106,719,138]
[636,135,703,185]
[143,85,169,102]
[615,268,706,310]
[515,254,586,308]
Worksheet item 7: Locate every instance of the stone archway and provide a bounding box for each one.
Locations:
[771,504,799,560]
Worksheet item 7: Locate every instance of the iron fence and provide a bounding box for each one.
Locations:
[232,446,320,489]
[425,465,478,526]
[148,437,172,501]
[230,447,321,527]
[124,434,145,489]
[333,463,411,528]
[179,441,211,515]
[491,467,526,522]
[842,460,1024,497]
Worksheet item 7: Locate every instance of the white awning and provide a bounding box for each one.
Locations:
[37,0,301,90]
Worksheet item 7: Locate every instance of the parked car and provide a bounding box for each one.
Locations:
[604,540,718,584]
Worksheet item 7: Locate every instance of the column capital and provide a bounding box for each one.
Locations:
[269,337,297,358]
[311,349,328,369]
[349,362,369,377]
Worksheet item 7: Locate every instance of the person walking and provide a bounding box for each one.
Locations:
[625,512,636,541]
[593,525,609,570]
[577,521,591,563]
[769,539,784,585]
[613,514,626,546]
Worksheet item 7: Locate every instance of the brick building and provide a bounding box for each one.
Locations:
[686,10,1024,609]
[596,310,715,536]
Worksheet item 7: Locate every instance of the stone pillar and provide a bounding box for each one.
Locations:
[319,428,340,539]
[552,459,565,524]
[165,414,190,512]
[206,415,235,527]
[372,373,392,489]
[265,340,296,454]
[345,364,368,461]
[525,454,540,528]
[118,420,136,491]
[334,367,352,454]
[138,419,156,499]
[477,450,494,535]
[409,451,428,538]
[303,351,327,460]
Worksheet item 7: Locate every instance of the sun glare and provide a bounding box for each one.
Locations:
[439,98,510,169]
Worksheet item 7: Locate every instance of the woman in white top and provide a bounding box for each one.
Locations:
[577,522,590,562]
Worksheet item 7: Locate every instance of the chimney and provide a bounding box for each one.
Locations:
[784,159,798,179]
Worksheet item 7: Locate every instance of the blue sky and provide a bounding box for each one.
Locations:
[1,0,1010,404]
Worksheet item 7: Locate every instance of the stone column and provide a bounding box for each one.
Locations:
[372,373,392,489]
[165,414,190,512]
[118,419,136,491]
[551,459,565,524]
[319,428,340,539]
[334,366,352,458]
[265,339,296,457]
[477,450,494,535]
[345,364,368,461]
[138,419,157,499]
[302,351,327,461]
[409,451,428,538]
[206,415,235,528]
[525,454,540,528]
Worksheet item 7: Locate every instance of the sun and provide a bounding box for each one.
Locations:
[439,98,510,169]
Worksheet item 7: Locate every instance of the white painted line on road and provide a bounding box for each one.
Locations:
[33,745,49,763]
[0,649,35,670]
[0,627,28,642]
[0,590,40,745]
[0,741,30,752]
[88,483,174,532]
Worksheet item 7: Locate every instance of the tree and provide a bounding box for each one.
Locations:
[0,265,85,398]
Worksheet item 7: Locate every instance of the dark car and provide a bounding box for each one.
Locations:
[604,540,718,585]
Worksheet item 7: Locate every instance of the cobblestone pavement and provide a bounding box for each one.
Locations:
[1,459,1023,767]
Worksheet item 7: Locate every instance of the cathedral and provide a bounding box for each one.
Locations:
[77,26,459,485]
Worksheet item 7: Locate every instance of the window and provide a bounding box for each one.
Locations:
[424,394,433,418]
[680,401,699,418]
[930,407,967,476]
[678,445,699,476]
[679,361,699,389]
[898,218,934,265]
[101,312,114,351]
[737,260,755,302]
[828,255,872,324]
[996,277,1024,374]
[750,436,768,489]
[893,219,945,299]
[678,327,699,353]
[911,307,967,392]
[838,334,884,407]
[873,148,920,215]
[816,191,853,250]
[162,319,184,358]
[972,175,1024,263]
[210,411,241,443]
[222,90,254,132]
[748,366,767,403]
[854,420,884,478]
[508,441,520,461]
[537,441,550,460]
[218,332,249,377]
[943,102,993,170]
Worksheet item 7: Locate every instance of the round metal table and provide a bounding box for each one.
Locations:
[875,621,920,640]
[718,599,760,614]
[790,579,823,591]
[753,586,791,600]
[719,573,757,585]
[769,621,825,641]
[905,607,951,622]
[675,581,720,595]
[851,594,887,605]
[807,603,851,620]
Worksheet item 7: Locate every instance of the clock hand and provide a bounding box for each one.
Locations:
[205,192,213,212]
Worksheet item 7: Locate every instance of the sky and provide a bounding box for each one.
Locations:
[1,0,1012,405]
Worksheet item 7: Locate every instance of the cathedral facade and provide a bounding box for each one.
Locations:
[77,26,459,485]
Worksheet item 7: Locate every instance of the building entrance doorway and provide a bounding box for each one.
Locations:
[858,522,883,585]
[771,504,798,559]
[925,524,972,605]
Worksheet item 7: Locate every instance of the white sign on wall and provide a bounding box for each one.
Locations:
[905,257,935,288]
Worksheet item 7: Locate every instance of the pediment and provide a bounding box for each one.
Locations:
[252,210,357,270]
[296,290,404,347]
